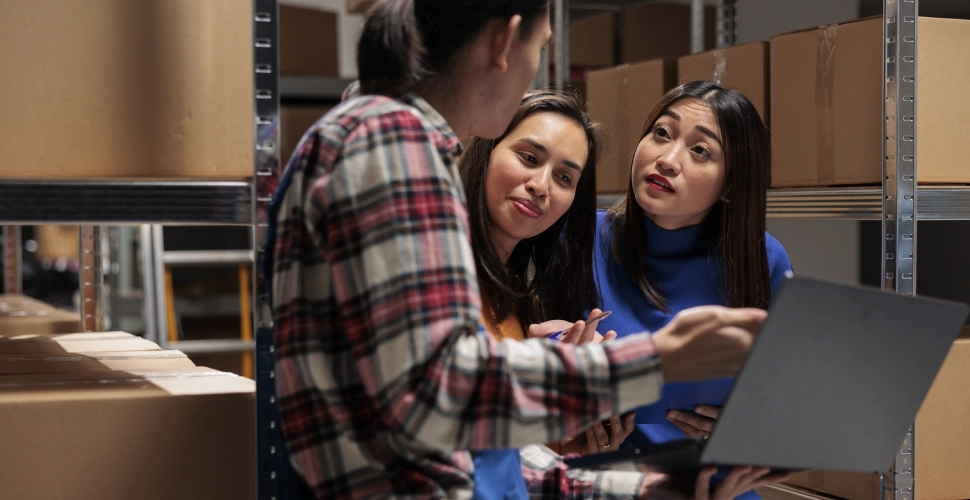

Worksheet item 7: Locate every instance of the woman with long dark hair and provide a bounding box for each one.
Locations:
[267,0,774,495]
[593,81,793,499]
[462,89,788,499]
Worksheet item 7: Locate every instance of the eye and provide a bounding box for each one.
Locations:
[653,125,670,139]
[691,145,712,158]
[557,173,573,185]
[519,152,538,164]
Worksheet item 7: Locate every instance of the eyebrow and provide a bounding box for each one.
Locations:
[520,138,583,172]
[660,110,722,146]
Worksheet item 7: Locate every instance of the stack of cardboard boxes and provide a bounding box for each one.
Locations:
[583,13,970,498]
[587,14,970,195]
[587,41,768,193]
[0,294,254,499]
[770,16,970,187]
[0,0,254,180]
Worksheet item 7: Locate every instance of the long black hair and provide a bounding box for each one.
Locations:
[606,81,772,311]
[357,0,550,97]
[460,90,606,332]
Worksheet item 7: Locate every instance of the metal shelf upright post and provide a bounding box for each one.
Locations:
[882,0,918,498]
[252,0,284,499]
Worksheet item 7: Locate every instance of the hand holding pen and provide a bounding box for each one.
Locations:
[527,309,616,345]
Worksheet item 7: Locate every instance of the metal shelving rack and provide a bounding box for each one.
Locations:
[592,1,963,499]
[1,1,964,499]
[0,1,281,498]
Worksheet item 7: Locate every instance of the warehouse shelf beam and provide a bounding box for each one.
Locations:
[0,181,252,225]
[171,339,255,354]
[163,250,254,266]
[280,75,353,101]
[601,187,970,220]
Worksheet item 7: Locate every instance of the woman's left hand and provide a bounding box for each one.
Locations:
[559,413,637,455]
[666,405,720,439]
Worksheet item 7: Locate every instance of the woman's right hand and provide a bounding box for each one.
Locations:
[527,308,617,345]
[651,306,767,382]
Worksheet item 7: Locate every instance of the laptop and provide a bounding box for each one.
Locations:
[565,274,969,475]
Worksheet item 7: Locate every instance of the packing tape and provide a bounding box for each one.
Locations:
[815,24,838,184]
[712,49,727,85]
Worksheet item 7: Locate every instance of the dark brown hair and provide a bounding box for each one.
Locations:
[606,81,772,311]
[460,90,606,332]
[357,0,550,97]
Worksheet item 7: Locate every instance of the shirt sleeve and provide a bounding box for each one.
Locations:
[305,109,664,451]
[519,444,646,500]
[765,232,794,297]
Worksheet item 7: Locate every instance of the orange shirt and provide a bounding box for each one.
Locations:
[482,307,526,342]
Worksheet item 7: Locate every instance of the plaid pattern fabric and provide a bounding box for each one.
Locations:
[520,444,646,500]
[270,90,665,499]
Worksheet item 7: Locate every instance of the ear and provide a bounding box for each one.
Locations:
[489,15,522,73]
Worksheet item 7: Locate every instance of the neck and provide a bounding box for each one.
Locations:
[418,82,470,140]
[644,209,711,230]
[491,230,520,265]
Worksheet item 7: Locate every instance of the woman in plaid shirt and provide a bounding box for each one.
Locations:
[269,0,771,498]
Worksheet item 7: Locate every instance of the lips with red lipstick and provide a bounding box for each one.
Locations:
[646,173,675,193]
[511,197,543,219]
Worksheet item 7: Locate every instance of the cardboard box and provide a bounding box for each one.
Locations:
[587,60,677,193]
[0,0,253,180]
[550,12,615,68]
[784,339,970,500]
[280,105,334,165]
[621,3,715,64]
[785,470,881,500]
[0,294,81,335]
[280,6,339,77]
[677,42,769,125]
[0,332,161,355]
[770,17,970,187]
[0,350,196,376]
[0,370,255,500]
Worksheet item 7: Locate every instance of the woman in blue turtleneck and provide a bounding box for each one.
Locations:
[594,81,792,500]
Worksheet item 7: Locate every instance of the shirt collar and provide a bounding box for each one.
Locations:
[342,81,463,158]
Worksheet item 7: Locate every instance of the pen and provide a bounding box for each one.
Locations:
[548,311,612,341]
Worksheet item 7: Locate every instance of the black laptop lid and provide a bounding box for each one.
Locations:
[701,275,968,472]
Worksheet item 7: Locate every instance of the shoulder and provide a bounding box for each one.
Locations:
[764,231,790,268]
[764,231,793,294]
[594,209,614,250]
[328,95,441,143]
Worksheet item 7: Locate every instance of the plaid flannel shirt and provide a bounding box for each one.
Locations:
[270,89,664,499]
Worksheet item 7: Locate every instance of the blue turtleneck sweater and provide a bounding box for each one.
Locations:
[593,209,791,499]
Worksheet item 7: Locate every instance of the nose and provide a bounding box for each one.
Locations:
[525,163,552,199]
[656,143,684,176]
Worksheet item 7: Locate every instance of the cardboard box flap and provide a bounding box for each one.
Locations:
[0,365,229,384]
[0,373,254,401]
[0,331,135,341]
[771,16,882,40]
[0,333,159,355]
[0,350,195,375]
